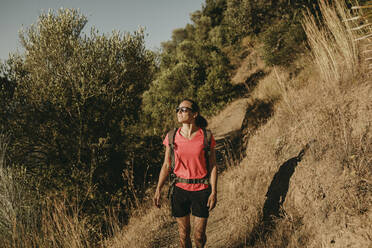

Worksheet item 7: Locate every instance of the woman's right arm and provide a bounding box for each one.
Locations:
[153,145,171,208]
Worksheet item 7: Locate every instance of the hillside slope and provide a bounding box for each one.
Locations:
[203,69,372,248]
[105,3,372,247]
[106,49,371,247]
[107,69,371,248]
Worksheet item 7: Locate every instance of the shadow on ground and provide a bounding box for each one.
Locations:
[241,142,313,247]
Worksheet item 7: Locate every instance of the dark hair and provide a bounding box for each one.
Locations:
[181,98,208,128]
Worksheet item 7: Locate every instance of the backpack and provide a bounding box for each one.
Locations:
[167,127,212,199]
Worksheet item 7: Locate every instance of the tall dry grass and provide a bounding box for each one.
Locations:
[0,133,107,248]
[0,133,38,247]
[30,197,95,248]
[302,0,359,85]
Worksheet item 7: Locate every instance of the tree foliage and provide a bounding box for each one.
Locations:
[142,1,240,134]
[223,0,320,66]
[143,40,236,133]
[1,8,161,231]
[261,20,307,67]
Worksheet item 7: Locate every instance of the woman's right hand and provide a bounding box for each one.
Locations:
[154,145,170,209]
[153,189,161,208]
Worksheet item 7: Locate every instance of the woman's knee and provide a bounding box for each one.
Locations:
[194,230,206,243]
[178,221,191,240]
[179,227,191,240]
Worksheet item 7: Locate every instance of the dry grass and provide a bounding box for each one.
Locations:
[103,185,180,248]
[302,0,359,84]
[0,186,97,248]
[0,134,98,248]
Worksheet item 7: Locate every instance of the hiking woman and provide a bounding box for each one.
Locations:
[153,99,218,248]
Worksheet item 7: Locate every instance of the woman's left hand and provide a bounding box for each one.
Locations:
[207,192,217,211]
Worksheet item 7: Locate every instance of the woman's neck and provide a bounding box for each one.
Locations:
[181,124,199,138]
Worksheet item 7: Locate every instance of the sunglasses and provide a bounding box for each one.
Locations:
[176,106,193,113]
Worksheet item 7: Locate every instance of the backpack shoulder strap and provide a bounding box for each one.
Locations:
[167,128,178,173]
[202,128,212,176]
[202,128,212,150]
[168,128,177,147]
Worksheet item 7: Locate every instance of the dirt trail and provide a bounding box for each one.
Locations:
[202,177,231,248]
[150,219,179,248]
[208,98,248,140]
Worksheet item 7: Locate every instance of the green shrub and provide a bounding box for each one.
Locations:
[261,20,307,67]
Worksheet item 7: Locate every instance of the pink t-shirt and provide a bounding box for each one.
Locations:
[163,128,216,191]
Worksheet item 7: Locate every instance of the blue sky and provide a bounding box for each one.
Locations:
[0,0,205,61]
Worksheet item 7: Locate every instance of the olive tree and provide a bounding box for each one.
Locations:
[4,8,157,228]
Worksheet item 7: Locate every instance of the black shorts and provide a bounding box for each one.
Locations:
[171,186,211,218]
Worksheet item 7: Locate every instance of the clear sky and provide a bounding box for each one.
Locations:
[0,0,205,61]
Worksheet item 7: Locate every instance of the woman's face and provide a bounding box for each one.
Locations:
[176,100,197,124]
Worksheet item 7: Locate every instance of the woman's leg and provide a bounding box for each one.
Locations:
[176,215,192,248]
[193,216,208,248]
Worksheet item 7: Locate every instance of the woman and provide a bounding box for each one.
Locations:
[153,99,218,248]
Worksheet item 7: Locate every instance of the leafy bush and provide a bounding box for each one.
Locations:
[261,20,307,67]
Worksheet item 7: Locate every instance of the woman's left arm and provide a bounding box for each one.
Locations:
[207,146,218,211]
